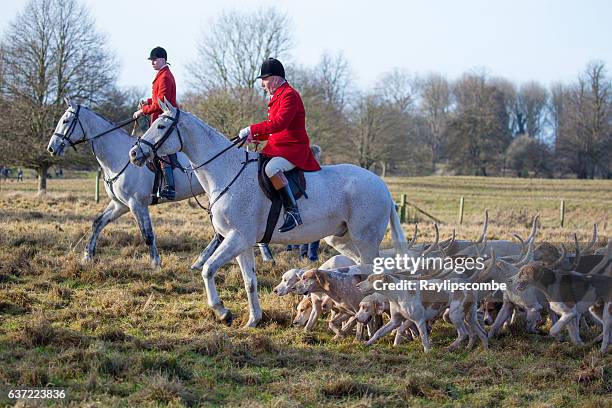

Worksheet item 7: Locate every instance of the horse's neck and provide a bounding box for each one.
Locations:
[82,110,134,174]
[179,116,246,196]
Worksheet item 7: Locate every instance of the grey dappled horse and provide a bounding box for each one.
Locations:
[47,101,273,267]
[129,98,407,327]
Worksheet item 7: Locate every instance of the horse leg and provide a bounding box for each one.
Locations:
[324,234,361,263]
[83,200,129,263]
[257,243,275,263]
[190,233,224,271]
[201,230,250,325]
[351,238,381,265]
[346,221,385,264]
[235,248,262,328]
[131,204,161,268]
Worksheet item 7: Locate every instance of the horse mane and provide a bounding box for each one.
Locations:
[81,106,130,136]
[183,111,232,142]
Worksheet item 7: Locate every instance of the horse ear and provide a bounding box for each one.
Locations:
[64,97,75,109]
[162,96,175,110]
[157,97,167,112]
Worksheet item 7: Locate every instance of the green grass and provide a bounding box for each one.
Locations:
[0,175,610,407]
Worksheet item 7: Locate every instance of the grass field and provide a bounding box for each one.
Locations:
[0,175,610,407]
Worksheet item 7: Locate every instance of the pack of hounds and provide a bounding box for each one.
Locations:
[273,211,612,353]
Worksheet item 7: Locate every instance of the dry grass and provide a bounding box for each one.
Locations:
[0,175,610,406]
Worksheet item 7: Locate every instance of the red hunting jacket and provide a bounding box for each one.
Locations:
[250,82,321,172]
[141,65,177,123]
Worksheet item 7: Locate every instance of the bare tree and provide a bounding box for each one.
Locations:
[349,92,407,171]
[0,0,115,193]
[375,68,418,113]
[549,83,566,141]
[372,69,418,173]
[517,81,548,140]
[316,51,352,109]
[289,53,354,163]
[189,8,293,93]
[446,72,512,176]
[419,72,451,172]
[556,61,611,178]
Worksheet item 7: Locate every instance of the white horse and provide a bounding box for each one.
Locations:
[128,99,407,327]
[46,100,274,267]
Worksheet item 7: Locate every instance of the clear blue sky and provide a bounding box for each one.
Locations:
[1,0,611,97]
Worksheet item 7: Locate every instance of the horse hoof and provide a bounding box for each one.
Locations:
[217,309,233,326]
[447,344,460,352]
[244,318,260,328]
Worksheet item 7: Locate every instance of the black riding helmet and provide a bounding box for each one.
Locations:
[148,46,167,60]
[257,58,285,79]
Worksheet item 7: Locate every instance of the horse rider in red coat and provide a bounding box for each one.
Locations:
[238,58,321,233]
[133,46,178,200]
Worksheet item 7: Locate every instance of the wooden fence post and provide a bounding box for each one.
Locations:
[95,168,101,203]
[458,196,464,225]
[560,200,565,228]
[400,194,407,223]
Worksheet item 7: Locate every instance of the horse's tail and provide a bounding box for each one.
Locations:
[390,200,408,254]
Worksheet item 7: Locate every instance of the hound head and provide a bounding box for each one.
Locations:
[357,293,387,324]
[516,263,543,291]
[356,273,389,294]
[273,268,305,296]
[293,269,327,295]
[533,242,561,265]
[482,300,501,326]
[292,296,312,326]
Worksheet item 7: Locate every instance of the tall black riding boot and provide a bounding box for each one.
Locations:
[160,163,176,200]
[270,171,302,233]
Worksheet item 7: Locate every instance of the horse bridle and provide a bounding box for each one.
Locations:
[135,109,183,160]
[53,105,87,151]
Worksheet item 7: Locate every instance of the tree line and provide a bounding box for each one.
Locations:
[0,1,610,194]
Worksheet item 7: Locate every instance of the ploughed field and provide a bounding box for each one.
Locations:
[0,175,610,407]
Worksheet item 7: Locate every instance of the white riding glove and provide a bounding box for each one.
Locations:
[238,126,253,143]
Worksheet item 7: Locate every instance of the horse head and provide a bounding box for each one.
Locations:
[47,98,86,156]
[129,97,183,167]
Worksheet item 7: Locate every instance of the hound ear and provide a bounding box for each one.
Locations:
[313,269,323,286]
[374,300,385,315]
[313,270,330,290]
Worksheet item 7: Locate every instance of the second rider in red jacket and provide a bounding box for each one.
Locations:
[133,46,178,200]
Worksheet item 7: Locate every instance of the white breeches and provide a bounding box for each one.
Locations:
[265,156,296,178]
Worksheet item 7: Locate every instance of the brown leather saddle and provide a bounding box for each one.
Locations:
[257,154,308,244]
